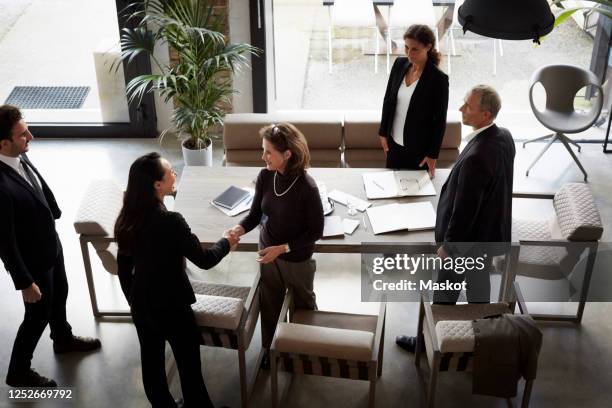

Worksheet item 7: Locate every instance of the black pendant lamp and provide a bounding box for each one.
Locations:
[458,0,555,44]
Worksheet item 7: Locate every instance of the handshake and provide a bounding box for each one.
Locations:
[222,225,245,251]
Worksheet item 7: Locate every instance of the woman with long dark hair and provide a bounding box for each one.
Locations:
[115,152,238,408]
[379,24,449,177]
[229,123,324,369]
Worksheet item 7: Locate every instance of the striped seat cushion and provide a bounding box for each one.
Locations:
[276,352,371,380]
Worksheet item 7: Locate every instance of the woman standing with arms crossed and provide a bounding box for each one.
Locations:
[230,123,324,368]
[379,24,449,177]
[115,152,238,408]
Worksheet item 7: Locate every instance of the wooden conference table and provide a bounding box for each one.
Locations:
[174,167,449,254]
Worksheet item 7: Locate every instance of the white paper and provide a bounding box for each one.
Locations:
[363,170,436,199]
[328,189,371,212]
[210,187,254,217]
[342,218,360,235]
[366,202,436,235]
[323,216,345,237]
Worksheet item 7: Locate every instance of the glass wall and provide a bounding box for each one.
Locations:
[270,0,606,139]
[0,0,130,124]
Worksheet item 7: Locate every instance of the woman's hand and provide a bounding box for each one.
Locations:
[378,136,389,156]
[223,229,240,251]
[419,156,437,178]
[230,224,245,237]
[256,245,286,264]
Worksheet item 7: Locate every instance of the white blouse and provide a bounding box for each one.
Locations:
[391,79,419,146]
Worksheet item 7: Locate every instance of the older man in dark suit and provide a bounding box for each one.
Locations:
[396,85,516,352]
[0,105,101,387]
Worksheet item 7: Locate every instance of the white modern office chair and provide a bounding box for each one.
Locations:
[329,0,380,74]
[446,0,503,75]
[387,0,439,73]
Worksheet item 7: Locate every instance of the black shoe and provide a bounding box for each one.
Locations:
[6,369,57,387]
[260,350,270,370]
[53,335,101,354]
[395,335,417,353]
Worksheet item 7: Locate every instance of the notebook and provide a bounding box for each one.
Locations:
[366,202,436,235]
[212,186,251,210]
[211,187,254,217]
[362,170,436,199]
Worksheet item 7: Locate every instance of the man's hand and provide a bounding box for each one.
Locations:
[22,283,42,303]
[379,136,389,156]
[437,246,449,260]
[256,245,286,264]
[223,230,240,251]
[419,156,437,178]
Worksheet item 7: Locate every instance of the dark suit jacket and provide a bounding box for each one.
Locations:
[379,57,449,160]
[0,154,61,290]
[117,207,230,315]
[435,124,515,253]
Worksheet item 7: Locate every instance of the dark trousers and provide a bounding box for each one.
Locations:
[132,307,214,408]
[8,244,72,376]
[385,138,426,170]
[260,257,317,348]
[432,257,492,304]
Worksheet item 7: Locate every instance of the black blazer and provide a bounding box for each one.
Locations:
[379,57,449,160]
[0,154,62,290]
[435,124,515,251]
[117,208,230,314]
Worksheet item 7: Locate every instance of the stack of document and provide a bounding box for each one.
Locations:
[211,187,254,216]
[322,216,361,237]
[366,202,436,235]
[363,170,436,199]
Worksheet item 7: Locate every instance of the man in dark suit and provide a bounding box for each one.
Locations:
[0,105,101,387]
[396,85,515,352]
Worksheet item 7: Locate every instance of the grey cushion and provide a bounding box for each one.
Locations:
[74,180,123,237]
[553,183,603,241]
[274,322,374,361]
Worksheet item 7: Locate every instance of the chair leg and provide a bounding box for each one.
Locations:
[80,238,100,317]
[415,299,425,368]
[522,133,554,147]
[525,134,557,177]
[238,348,248,408]
[565,136,582,152]
[558,134,588,181]
[386,27,391,74]
[374,28,379,74]
[426,354,440,408]
[369,372,377,408]
[493,39,497,76]
[328,7,332,74]
[498,39,504,56]
[521,379,534,408]
[271,353,279,408]
[450,29,456,55]
[446,32,452,74]
[377,315,385,377]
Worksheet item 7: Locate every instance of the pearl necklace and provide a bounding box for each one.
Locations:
[274,171,300,197]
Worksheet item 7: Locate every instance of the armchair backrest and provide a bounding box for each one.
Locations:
[553,183,603,241]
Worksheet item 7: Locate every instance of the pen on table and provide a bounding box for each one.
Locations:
[372,180,385,191]
[362,213,368,231]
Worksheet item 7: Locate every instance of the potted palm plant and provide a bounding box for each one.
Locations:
[118,0,259,165]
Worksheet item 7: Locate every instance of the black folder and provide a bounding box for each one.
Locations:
[212,186,251,210]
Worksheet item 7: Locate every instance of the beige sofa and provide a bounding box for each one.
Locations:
[343,110,462,168]
[223,112,344,167]
[223,111,462,168]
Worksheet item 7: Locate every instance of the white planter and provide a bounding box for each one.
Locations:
[182,142,213,166]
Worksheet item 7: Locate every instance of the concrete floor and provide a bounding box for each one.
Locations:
[1,137,612,408]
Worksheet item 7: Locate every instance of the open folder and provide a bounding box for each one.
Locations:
[362,170,436,199]
[366,202,436,235]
